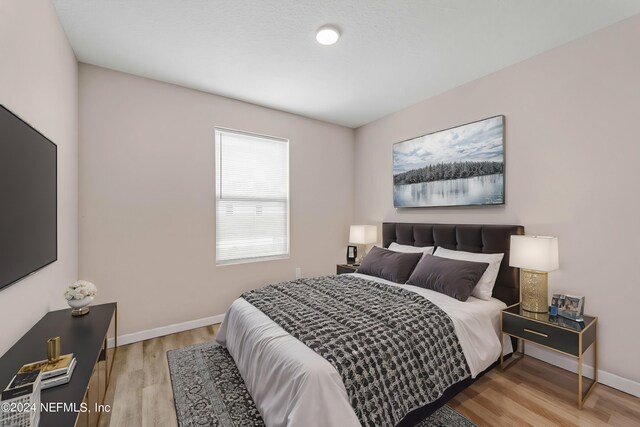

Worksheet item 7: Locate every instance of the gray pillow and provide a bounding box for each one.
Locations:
[406,255,489,301]
[357,246,422,283]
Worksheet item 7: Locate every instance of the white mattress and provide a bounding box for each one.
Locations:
[215,273,513,427]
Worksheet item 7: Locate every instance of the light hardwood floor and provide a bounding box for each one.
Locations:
[98,325,219,427]
[100,325,640,427]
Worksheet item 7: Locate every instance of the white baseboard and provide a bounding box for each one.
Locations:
[107,313,225,348]
[525,346,640,398]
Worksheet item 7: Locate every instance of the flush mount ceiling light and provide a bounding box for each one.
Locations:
[316,26,340,45]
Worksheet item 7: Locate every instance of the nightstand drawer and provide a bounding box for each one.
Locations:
[503,313,579,356]
[337,264,358,274]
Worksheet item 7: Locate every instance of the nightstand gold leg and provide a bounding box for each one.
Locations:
[500,330,504,367]
[580,321,598,408]
[578,333,583,408]
[500,336,524,370]
[578,356,583,408]
[594,325,598,385]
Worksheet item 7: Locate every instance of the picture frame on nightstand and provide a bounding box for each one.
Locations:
[552,294,585,322]
[346,245,357,264]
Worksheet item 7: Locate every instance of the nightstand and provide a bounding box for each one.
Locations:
[500,303,597,409]
[336,264,359,274]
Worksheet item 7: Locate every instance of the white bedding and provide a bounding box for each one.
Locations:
[216,273,513,427]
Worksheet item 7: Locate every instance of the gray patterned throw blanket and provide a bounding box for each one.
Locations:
[241,274,471,427]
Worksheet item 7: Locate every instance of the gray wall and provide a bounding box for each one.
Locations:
[354,15,640,389]
[78,64,354,337]
[0,0,79,356]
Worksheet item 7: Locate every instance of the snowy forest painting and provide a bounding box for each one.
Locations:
[393,116,505,207]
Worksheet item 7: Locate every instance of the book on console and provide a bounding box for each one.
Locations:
[41,358,76,390]
[2,370,42,401]
[1,370,42,427]
[18,353,75,380]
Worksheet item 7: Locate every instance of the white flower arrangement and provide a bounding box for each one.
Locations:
[64,280,97,301]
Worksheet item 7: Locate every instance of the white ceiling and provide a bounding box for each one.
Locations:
[52,1,640,128]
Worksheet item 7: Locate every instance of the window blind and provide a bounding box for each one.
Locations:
[215,128,289,264]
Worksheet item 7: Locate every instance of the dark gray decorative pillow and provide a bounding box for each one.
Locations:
[406,255,489,301]
[356,246,423,283]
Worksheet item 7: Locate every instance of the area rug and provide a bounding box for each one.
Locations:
[167,342,477,427]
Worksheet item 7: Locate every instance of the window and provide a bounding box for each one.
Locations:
[215,128,289,265]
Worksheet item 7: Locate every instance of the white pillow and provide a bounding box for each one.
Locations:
[389,242,434,257]
[433,247,504,301]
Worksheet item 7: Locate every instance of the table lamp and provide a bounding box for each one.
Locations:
[349,225,377,264]
[509,235,559,313]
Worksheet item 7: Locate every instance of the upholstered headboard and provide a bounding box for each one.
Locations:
[382,222,525,305]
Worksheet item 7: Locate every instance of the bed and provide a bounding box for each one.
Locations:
[216,222,524,426]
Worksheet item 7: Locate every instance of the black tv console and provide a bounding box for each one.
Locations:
[0,303,117,426]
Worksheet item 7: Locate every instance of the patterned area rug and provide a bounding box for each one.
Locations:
[167,341,477,427]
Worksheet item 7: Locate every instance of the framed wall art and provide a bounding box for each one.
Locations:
[393,115,505,208]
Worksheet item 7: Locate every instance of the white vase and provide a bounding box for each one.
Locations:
[68,296,94,316]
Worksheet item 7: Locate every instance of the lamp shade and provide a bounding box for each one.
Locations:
[509,235,559,272]
[349,225,377,245]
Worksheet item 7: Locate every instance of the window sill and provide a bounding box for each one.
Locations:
[216,254,290,267]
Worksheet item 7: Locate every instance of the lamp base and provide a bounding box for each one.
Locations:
[520,269,548,313]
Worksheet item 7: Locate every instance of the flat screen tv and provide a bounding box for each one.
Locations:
[0,105,57,291]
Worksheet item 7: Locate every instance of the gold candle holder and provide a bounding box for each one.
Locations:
[47,336,61,363]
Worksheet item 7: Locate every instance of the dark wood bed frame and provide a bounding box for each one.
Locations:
[381,222,524,426]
